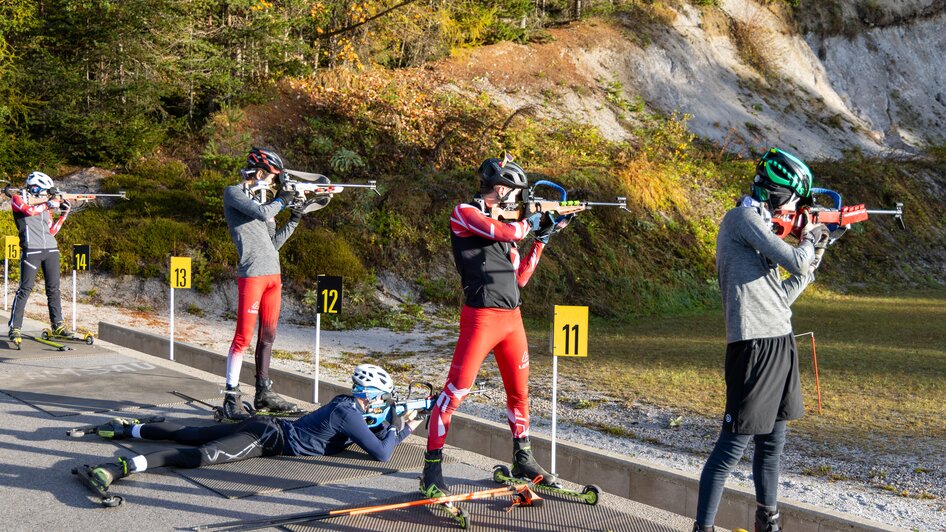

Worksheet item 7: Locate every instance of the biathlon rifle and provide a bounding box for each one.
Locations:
[362,382,489,428]
[490,179,629,222]
[771,188,905,243]
[23,190,128,206]
[279,169,379,213]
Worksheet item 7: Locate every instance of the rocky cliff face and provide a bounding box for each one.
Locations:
[441,1,946,160]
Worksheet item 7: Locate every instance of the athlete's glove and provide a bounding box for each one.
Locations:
[275,187,296,207]
[60,200,71,214]
[801,221,828,247]
[534,216,555,244]
[526,212,544,232]
[809,229,830,274]
[551,213,575,235]
[46,198,61,210]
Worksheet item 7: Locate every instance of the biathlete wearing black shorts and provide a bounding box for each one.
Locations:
[694,148,827,532]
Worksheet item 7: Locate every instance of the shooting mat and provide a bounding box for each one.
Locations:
[173,441,442,499]
[0,352,219,417]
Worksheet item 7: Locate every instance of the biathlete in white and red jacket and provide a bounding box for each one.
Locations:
[419,155,571,498]
[4,171,71,341]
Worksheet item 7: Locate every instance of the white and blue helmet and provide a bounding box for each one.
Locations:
[352,364,394,400]
[26,171,55,192]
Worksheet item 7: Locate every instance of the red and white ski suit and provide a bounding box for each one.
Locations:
[427,200,544,451]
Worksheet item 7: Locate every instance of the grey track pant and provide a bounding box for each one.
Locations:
[8,248,63,330]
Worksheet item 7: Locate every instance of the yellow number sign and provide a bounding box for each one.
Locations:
[170,257,191,289]
[4,236,19,261]
[552,305,589,357]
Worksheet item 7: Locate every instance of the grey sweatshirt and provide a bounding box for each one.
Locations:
[223,185,299,278]
[716,197,816,342]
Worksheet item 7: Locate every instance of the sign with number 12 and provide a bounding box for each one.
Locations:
[316,275,343,314]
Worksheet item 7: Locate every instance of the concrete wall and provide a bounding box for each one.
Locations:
[98,322,899,532]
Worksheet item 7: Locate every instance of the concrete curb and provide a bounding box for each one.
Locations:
[98,322,900,532]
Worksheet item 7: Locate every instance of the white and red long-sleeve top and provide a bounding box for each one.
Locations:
[10,194,68,250]
[450,199,544,309]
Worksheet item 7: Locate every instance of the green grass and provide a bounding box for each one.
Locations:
[524,290,946,444]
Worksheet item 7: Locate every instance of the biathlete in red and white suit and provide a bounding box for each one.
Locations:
[420,156,570,497]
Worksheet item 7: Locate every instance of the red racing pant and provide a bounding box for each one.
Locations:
[427,305,531,451]
[225,274,282,387]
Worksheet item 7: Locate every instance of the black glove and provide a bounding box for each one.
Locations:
[275,187,296,206]
[60,199,71,214]
[533,214,555,244]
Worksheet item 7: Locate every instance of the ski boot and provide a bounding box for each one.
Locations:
[218,384,251,422]
[418,449,469,528]
[72,457,131,507]
[692,524,715,532]
[95,417,143,440]
[755,508,781,532]
[253,378,298,413]
[512,437,558,486]
[8,327,21,350]
[45,322,95,345]
[419,449,450,498]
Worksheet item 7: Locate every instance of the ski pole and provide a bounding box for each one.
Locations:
[794,331,822,414]
[194,483,541,531]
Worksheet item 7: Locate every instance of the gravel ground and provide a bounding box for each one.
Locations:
[14,285,946,531]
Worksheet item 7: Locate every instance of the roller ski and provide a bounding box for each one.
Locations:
[7,328,22,350]
[67,415,166,438]
[492,437,601,505]
[418,449,469,528]
[71,457,130,507]
[43,323,94,345]
[24,333,71,351]
[192,484,540,531]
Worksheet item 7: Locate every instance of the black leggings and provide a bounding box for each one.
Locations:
[138,418,284,469]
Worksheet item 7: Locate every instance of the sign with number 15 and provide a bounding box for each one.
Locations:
[4,236,19,261]
[170,257,191,289]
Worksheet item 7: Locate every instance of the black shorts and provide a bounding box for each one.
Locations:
[722,333,803,435]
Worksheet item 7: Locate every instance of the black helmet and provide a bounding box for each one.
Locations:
[247,147,285,174]
[477,154,528,191]
[752,147,813,206]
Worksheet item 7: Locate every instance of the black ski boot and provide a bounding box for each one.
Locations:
[254,378,297,413]
[419,449,450,497]
[96,417,142,440]
[692,523,714,532]
[221,384,250,421]
[755,508,781,532]
[512,437,559,486]
[89,457,132,489]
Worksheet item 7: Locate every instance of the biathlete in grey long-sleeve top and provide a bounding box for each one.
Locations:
[80,365,425,492]
[4,171,72,340]
[220,147,305,420]
[693,148,831,532]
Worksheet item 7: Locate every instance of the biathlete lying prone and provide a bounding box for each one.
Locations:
[78,365,422,491]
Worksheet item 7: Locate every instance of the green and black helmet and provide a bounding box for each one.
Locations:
[752,147,813,207]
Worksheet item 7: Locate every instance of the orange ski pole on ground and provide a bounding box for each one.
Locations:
[194,482,543,531]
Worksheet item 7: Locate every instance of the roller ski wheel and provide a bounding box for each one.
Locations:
[492,464,602,505]
[72,465,124,507]
[426,501,469,529]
